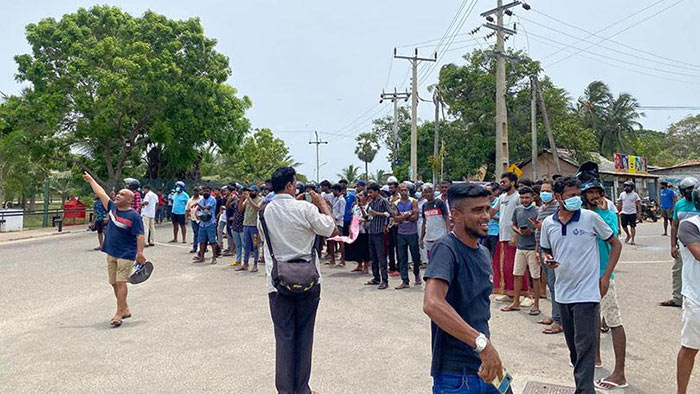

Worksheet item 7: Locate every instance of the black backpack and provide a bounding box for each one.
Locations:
[259,206,320,296]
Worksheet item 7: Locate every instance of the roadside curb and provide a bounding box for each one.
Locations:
[0,229,83,244]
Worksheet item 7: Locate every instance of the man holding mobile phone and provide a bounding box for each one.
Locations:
[540,177,622,393]
[423,183,511,393]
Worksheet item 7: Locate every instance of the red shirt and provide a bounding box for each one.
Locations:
[131,191,142,213]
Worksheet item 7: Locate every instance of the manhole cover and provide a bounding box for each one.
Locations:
[522,381,575,394]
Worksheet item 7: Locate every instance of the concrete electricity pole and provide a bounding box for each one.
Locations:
[530,75,538,180]
[394,48,436,181]
[380,88,411,170]
[533,76,562,174]
[309,130,327,183]
[432,88,442,185]
[482,1,526,179]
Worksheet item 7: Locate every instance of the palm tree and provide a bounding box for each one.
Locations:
[355,132,379,181]
[370,169,388,184]
[337,164,361,184]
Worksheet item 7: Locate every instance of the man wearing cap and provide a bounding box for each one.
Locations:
[83,172,146,327]
[616,181,641,245]
[662,177,700,308]
[237,185,263,272]
[194,185,219,264]
[169,181,189,244]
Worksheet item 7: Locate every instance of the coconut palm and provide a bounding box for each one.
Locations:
[337,164,361,184]
[370,169,388,184]
[355,132,379,181]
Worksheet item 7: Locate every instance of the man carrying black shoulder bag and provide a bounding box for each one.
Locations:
[259,167,338,394]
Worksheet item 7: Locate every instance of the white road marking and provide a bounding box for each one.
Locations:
[154,241,190,249]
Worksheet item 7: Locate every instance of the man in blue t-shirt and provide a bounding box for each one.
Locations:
[83,171,146,328]
[169,181,189,244]
[660,181,677,236]
[423,183,508,393]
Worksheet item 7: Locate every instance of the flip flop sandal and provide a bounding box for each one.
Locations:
[122,314,132,319]
[500,306,521,312]
[529,309,541,316]
[110,319,122,327]
[600,325,610,333]
[250,267,259,272]
[594,379,629,390]
[537,318,554,325]
[542,326,563,334]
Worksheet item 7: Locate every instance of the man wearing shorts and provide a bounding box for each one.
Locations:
[169,181,189,243]
[502,186,540,315]
[616,181,641,245]
[577,167,628,390]
[676,203,700,394]
[194,185,219,264]
[659,181,677,236]
[83,172,145,328]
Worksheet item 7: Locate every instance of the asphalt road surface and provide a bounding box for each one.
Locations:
[0,221,694,393]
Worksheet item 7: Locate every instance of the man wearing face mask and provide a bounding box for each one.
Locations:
[169,181,189,244]
[661,177,700,308]
[194,186,219,264]
[531,180,562,335]
[616,181,641,245]
[540,177,622,393]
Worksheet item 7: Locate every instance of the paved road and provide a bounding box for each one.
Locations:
[0,221,693,393]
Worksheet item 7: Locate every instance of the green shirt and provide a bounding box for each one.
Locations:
[673,198,700,222]
[594,207,618,279]
[243,195,263,227]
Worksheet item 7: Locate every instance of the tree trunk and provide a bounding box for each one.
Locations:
[365,161,368,181]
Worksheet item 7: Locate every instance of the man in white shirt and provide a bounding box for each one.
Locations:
[141,185,159,247]
[259,167,337,394]
[328,183,346,266]
[616,181,641,245]
[540,176,622,393]
[489,172,521,298]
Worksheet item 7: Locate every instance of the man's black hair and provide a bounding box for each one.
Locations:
[534,180,544,186]
[553,176,581,194]
[541,180,552,186]
[331,183,342,192]
[552,174,562,181]
[488,182,501,193]
[203,185,212,191]
[518,178,533,187]
[501,171,518,182]
[532,184,542,194]
[271,167,296,193]
[338,179,348,185]
[320,180,332,188]
[439,179,452,185]
[447,183,490,209]
[143,184,152,190]
[518,186,534,195]
[368,182,380,192]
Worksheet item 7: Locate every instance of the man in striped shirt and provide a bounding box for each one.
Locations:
[365,183,393,290]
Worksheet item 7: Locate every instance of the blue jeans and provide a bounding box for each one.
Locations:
[191,221,200,251]
[233,231,244,262]
[243,225,259,266]
[433,373,503,394]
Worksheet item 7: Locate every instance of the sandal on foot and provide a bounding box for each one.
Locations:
[538,317,554,325]
[122,314,131,319]
[250,266,259,272]
[542,325,563,334]
[529,309,541,316]
[500,305,520,312]
[659,299,681,307]
[110,319,122,327]
[365,280,380,285]
[594,379,629,390]
[235,266,248,271]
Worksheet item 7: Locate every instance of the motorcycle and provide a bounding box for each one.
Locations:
[640,198,658,222]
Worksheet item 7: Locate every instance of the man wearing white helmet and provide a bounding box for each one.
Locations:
[661,177,700,308]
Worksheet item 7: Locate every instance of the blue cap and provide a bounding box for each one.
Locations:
[249,184,259,191]
[355,180,366,187]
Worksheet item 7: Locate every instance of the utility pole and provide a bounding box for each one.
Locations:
[432,88,442,185]
[380,88,411,170]
[482,1,527,179]
[530,75,538,180]
[394,48,436,181]
[533,76,562,174]
[309,130,327,183]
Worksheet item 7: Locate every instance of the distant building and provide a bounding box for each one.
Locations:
[518,149,659,200]
[650,160,700,188]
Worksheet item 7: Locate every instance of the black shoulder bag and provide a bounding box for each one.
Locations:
[259,206,320,296]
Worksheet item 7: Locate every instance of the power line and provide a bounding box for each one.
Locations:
[545,0,687,68]
[531,8,700,70]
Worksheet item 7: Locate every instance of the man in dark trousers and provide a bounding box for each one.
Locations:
[260,167,337,394]
[423,183,509,393]
[364,182,393,290]
[83,172,146,328]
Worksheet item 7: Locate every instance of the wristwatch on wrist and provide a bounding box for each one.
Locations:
[474,333,488,353]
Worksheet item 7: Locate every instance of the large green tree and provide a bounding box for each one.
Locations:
[217,128,298,183]
[355,132,379,181]
[12,6,251,190]
[665,114,700,162]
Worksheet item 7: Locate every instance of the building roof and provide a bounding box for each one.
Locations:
[520,149,658,178]
[650,160,700,172]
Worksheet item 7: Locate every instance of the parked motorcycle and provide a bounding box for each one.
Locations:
[640,198,658,222]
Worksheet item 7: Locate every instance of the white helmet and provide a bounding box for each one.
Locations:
[680,177,699,190]
[387,176,398,184]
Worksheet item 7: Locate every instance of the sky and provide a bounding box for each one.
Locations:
[2,0,699,181]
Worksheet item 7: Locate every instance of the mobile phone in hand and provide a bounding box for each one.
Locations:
[491,369,513,394]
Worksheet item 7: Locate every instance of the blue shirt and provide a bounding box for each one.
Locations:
[344,192,356,222]
[673,198,700,221]
[660,188,675,209]
[488,199,499,236]
[102,200,144,260]
[424,233,493,376]
[171,191,189,215]
[396,198,418,235]
[594,208,618,280]
[197,196,218,227]
[93,200,106,221]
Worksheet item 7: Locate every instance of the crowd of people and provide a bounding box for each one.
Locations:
[84,161,700,394]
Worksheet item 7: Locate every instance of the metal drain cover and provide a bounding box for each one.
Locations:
[522,381,575,394]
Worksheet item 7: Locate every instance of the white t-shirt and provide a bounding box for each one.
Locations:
[540,209,614,304]
[141,191,158,218]
[617,191,640,215]
[678,216,700,305]
[493,191,520,241]
[606,198,618,214]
